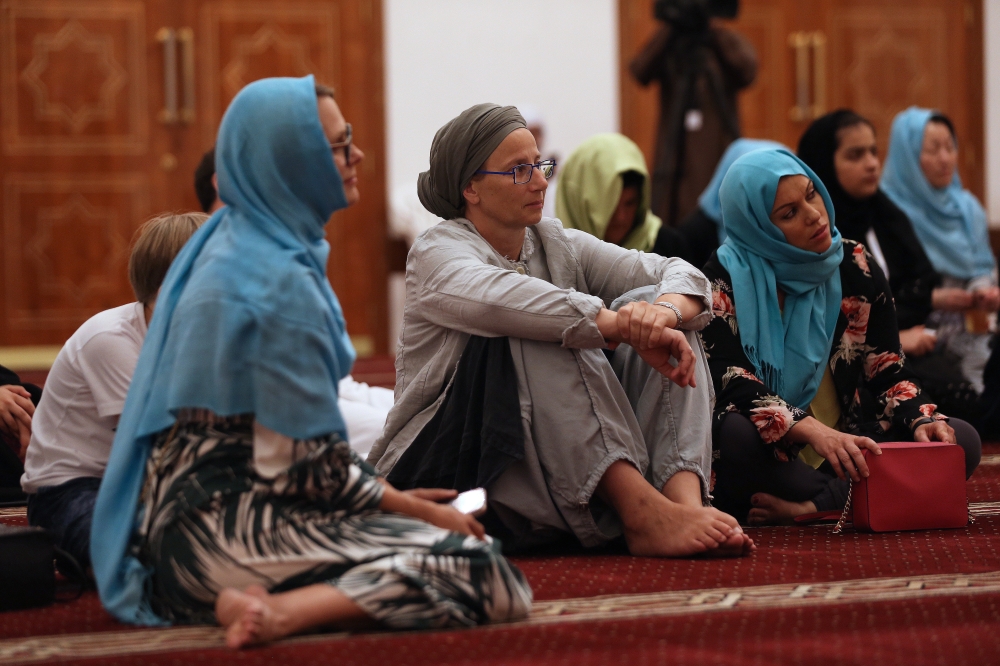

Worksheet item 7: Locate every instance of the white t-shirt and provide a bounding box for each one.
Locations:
[21,302,147,493]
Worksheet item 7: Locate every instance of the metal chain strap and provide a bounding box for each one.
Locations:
[832,483,853,534]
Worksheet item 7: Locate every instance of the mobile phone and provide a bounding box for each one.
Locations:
[450,488,487,516]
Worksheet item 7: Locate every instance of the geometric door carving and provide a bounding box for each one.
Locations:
[0,0,148,154]
[3,174,149,329]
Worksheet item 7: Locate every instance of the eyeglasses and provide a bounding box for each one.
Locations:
[475,159,557,184]
[329,123,353,162]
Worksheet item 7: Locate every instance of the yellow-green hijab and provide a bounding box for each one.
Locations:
[555,133,662,251]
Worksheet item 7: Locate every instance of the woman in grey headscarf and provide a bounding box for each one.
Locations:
[371,103,754,559]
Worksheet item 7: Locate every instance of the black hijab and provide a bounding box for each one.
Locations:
[798,110,939,329]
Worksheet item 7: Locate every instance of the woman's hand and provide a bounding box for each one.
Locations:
[0,385,34,459]
[378,484,485,539]
[416,502,487,540]
[596,302,697,387]
[403,488,458,502]
[914,420,956,444]
[973,286,1000,312]
[931,287,974,312]
[898,325,936,357]
[787,417,881,482]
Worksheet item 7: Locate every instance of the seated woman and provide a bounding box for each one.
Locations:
[674,138,784,269]
[700,148,980,525]
[881,108,999,393]
[797,110,980,424]
[556,133,687,258]
[90,77,531,647]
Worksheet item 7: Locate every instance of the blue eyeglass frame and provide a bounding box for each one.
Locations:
[475,159,557,184]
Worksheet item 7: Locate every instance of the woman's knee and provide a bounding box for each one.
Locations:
[715,412,765,464]
[947,418,981,478]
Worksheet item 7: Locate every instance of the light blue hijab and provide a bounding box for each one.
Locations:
[699,138,786,243]
[717,149,844,409]
[881,107,995,281]
[90,75,354,625]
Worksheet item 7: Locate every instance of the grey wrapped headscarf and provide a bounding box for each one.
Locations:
[418,103,527,220]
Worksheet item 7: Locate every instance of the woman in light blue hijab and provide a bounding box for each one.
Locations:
[698,148,978,526]
[672,138,785,268]
[882,107,998,393]
[90,76,531,647]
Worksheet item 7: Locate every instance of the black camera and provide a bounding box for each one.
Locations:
[654,0,739,32]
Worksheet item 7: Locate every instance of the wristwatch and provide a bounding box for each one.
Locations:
[653,301,683,328]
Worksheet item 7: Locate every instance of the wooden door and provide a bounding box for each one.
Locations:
[0,0,388,356]
[618,0,984,200]
[813,0,984,198]
[0,0,174,346]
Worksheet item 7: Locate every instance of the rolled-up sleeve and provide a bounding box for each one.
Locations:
[567,229,713,331]
[411,237,607,348]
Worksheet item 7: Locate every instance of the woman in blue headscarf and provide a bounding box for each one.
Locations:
[698,148,979,525]
[670,138,785,269]
[89,76,531,648]
[881,107,999,394]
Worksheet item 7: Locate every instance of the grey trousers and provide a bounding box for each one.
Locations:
[488,332,714,549]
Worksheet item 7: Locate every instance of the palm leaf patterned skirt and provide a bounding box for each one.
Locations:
[133,410,533,627]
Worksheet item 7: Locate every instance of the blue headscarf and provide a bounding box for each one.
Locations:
[716,149,844,409]
[881,107,995,281]
[90,76,354,625]
[698,138,786,244]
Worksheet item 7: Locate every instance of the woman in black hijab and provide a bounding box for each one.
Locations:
[797,109,980,424]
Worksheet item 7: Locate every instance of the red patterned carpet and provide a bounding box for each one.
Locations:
[3,445,1000,665]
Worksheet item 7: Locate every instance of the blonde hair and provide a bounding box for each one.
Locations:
[128,212,208,304]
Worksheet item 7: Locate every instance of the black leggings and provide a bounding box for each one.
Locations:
[711,413,982,522]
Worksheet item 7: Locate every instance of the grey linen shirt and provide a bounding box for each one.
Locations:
[367,217,713,471]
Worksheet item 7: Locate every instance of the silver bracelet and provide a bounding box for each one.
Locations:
[653,301,683,327]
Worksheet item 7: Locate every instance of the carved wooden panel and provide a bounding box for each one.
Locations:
[195,0,387,354]
[198,2,339,146]
[3,175,149,336]
[826,7,950,173]
[0,0,148,154]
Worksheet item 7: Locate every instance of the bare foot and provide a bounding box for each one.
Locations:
[622,492,753,558]
[747,493,816,526]
[699,526,756,558]
[216,585,285,649]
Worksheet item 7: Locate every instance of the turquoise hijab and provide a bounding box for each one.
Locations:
[717,149,844,409]
[91,76,354,625]
[698,138,786,243]
[881,107,994,281]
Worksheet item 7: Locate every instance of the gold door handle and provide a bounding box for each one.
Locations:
[156,28,178,124]
[810,31,827,119]
[178,27,196,124]
[788,31,811,122]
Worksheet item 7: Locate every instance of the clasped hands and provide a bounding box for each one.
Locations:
[595,300,697,388]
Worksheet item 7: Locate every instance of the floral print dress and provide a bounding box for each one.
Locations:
[701,239,947,463]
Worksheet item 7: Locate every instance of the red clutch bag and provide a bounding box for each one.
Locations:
[837,441,968,532]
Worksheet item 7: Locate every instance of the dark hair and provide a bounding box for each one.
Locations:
[831,110,875,150]
[315,83,336,99]
[929,113,957,140]
[193,148,216,213]
[621,170,645,191]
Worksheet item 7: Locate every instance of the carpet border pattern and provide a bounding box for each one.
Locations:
[4,570,1000,664]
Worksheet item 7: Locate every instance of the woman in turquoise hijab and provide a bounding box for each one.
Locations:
[698,148,978,525]
[882,107,999,394]
[89,76,531,647]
